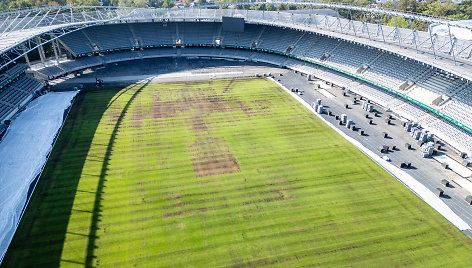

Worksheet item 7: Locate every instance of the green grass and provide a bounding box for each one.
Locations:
[4,77,472,267]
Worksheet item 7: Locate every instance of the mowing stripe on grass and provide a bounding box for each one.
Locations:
[3,77,472,267]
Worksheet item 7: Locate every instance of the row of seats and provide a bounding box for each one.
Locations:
[364,53,429,89]
[132,22,176,46]
[55,22,460,100]
[351,83,472,154]
[0,64,28,89]
[326,42,380,73]
[60,31,95,56]
[56,22,443,94]
[416,71,464,96]
[258,27,302,52]
[406,86,442,107]
[0,75,43,122]
[84,24,135,51]
[53,22,472,150]
[349,83,396,107]
[37,57,104,79]
[440,84,472,129]
[429,120,472,153]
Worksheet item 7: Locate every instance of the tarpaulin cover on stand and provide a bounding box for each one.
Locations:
[0,91,78,261]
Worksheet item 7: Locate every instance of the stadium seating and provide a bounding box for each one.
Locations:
[130,22,176,46]
[363,53,429,89]
[429,120,472,153]
[59,30,95,56]
[406,86,443,107]
[179,22,218,45]
[252,52,287,65]
[440,84,472,129]
[290,33,321,57]
[349,83,396,107]
[258,26,303,52]
[0,75,43,122]
[236,24,262,47]
[416,71,464,96]
[181,47,218,56]
[102,51,141,64]
[60,56,103,73]
[0,64,28,89]
[221,30,239,46]
[303,37,340,60]
[326,42,380,73]
[53,21,472,154]
[140,48,178,58]
[82,24,134,51]
[37,65,65,79]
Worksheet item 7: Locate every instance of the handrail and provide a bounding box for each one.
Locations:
[72,43,472,135]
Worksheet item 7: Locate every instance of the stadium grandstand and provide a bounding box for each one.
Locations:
[2,1,472,266]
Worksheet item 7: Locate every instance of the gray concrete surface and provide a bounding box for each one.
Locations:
[50,58,289,89]
[277,71,472,237]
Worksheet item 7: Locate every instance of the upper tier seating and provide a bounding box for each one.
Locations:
[179,22,218,45]
[237,24,262,47]
[82,24,134,51]
[290,33,321,57]
[303,37,340,60]
[326,42,380,73]
[364,53,429,89]
[258,26,303,52]
[130,22,176,46]
[60,31,95,56]
[416,71,464,96]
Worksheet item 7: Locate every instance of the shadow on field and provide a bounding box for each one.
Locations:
[85,81,147,267]
[2,84,143,267]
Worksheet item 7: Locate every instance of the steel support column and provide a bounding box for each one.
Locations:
[393,16,402,48]
[51,37,60,63]
[447,23,457,65]
[36,37,46,64]
[408,18,418,53]
[22,45,30,67]
[429,29,437,59]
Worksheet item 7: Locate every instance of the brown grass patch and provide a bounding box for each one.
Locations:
[188,138,240,178]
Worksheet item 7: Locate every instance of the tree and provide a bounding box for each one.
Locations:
[161,0,174,9]
[397,0,418,12]
[277,4,287,10]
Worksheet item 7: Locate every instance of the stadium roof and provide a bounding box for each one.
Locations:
[0,2,471,81]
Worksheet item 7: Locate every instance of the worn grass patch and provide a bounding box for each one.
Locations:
[4,77,472,267]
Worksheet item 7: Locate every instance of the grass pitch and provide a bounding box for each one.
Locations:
[4,77,472,267]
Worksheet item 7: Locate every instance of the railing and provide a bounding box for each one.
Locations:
[71,42,472,135]
[1,7,472,78]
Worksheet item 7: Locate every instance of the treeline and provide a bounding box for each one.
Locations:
[2,0,472,22]
[0,0,176,12]
[241,0,472,20]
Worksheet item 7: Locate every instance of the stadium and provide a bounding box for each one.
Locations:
[1,1,472,266]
